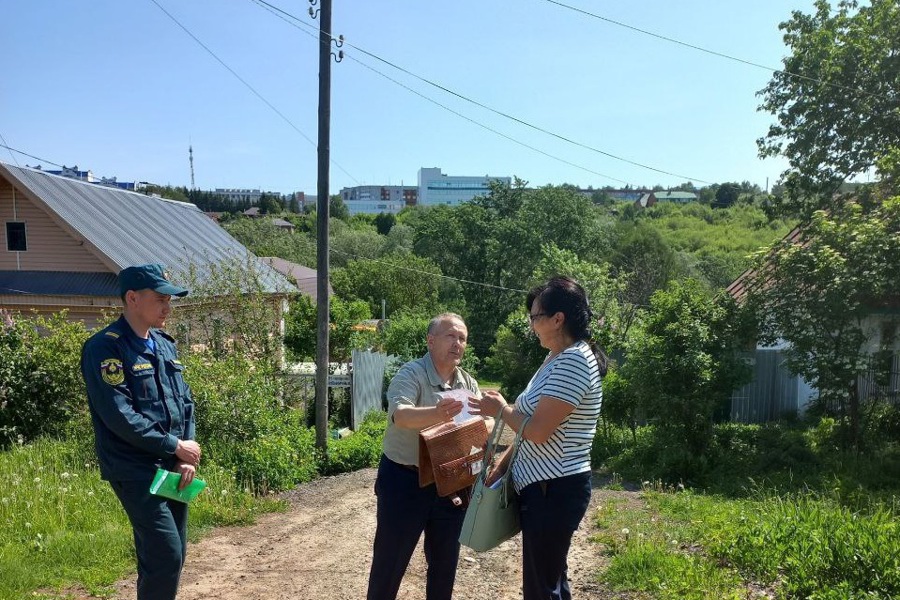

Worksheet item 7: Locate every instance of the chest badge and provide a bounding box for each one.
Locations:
[100,358,124,386]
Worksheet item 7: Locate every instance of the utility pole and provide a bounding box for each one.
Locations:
[311,0,342,450]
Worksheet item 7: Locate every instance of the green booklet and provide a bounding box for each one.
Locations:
[149,468,207,503]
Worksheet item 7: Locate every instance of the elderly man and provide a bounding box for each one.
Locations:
[366,312,482,600]
[81,264,200,600]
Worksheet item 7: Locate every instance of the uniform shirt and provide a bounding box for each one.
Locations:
[81,315,195,481]
[382,352,480,466]
[511,340,602,493]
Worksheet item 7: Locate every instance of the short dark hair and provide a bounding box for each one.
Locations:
[527,276,608,376]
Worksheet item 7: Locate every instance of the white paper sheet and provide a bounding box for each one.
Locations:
[437,388,480,425]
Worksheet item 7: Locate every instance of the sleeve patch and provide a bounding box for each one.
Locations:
[100,358,125,385]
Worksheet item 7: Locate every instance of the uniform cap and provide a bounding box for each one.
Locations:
[118,264,189,298]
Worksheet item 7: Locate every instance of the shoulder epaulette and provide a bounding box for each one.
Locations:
[157,330,176,342]
[104,331,120,339]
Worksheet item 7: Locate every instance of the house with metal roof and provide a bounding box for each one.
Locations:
[725,224,899,424]
[0,161,292,328]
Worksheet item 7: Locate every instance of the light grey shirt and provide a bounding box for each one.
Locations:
[382,352,480,466]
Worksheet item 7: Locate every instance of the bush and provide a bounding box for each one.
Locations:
[591,419,632,467]
[0,312,90,446]
[320,411,386,476]
[184,353,319,492]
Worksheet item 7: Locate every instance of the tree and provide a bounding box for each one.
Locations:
[713,182,741,208]
[284,295,371,362]
[486,246,632,396]
[330,194,349,221]
[610,224,684,309]
[329,221,386,268]
[331,253,443,318]
[618,280,752,459]
[288,193,300,213]
[745,198,900,449]
[757,0,900,216]
[373,212,396,235]
[259,193,282,215]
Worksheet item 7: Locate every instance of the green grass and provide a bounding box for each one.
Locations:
[592,494,747,600]
[0,438,284,600]
[592,485,900,599]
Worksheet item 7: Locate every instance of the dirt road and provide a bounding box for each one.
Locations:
[112,468,625,600]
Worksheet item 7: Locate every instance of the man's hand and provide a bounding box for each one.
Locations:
[175,461,196,491]
[175,439,201,466]
[435,396,463,422]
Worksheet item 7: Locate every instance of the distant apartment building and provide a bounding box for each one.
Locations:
[417,167,511,207]
[339,185,417,215]
[215,188,268,204]
[30,165,140,190]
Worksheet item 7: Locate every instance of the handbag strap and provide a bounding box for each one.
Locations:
[479,407,507,476]
[478,406,530,498]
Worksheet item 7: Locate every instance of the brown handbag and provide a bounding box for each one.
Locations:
[418,417,489,497]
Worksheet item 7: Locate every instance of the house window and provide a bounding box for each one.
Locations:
[5,222,26,252]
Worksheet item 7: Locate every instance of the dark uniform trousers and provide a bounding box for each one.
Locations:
[367,454,465,600]
[111,480,188,600]
[520,471,592,600]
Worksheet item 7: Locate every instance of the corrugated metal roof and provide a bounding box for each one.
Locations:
[0,271,117,296]
[1,163,293,294]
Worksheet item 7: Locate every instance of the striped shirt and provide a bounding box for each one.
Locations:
[511,340,602,493]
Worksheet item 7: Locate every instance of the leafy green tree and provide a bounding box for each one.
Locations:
[331,253,442,318]
[485,309,545,398]
[374,212,396,235]
[745,198,900,449]
[530,245,633,353]
[330,194,349,221]
[757,0,900,216]
[329,220,386,268]
[409,181,612,357]
[486,246,631,395]
[713,182,741,208]
[259,193,283,215]
[288,193,300,213]
[610,224,684,309]
[223,217,316,267]
[283,295,371,362]
[376,309,479,373]
[620,280,752,456]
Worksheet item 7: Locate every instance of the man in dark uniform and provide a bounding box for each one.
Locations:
[81,264,200,600]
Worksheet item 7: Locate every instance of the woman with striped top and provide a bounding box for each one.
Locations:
[471,276,606,600]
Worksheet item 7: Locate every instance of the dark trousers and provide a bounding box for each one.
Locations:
[110,480,189,600]
[520,471,592,600]
[367,454,465,600]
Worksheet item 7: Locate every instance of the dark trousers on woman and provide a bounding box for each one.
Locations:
[367,454,465,600]
[110,479,188,600]
[519,471,592,600]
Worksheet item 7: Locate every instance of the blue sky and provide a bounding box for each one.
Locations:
[2,1,814,195]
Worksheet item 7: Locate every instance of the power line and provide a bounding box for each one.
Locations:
[329,248,528,294]
[540,0,879,100]
[0,145,65,169]
[250,0,707,185]
[0,133,21,167]
[147,0,360,185]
